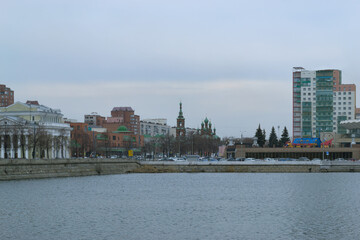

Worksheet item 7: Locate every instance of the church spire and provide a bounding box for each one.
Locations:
[178,102,183,118]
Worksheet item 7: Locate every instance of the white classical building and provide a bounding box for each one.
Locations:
[0,101,72,159]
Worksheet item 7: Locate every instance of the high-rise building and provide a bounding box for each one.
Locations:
[292,67,356,139]
[0,84,14,107]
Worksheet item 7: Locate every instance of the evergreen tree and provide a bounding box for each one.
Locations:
[268,126,278,147]
[262,129,266,144]
[255,124,265,147]
[279,127,290,147]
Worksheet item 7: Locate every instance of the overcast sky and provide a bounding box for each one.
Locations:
[1,0,360,138]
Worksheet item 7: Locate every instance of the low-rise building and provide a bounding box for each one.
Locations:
[0,101,71,159]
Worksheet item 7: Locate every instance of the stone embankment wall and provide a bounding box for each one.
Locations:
[0,159,140,181]
[1,159,360,181]
[134,162,321,173]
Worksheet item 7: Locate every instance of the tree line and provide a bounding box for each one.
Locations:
[142,133,221,158]
[255,124,290,147]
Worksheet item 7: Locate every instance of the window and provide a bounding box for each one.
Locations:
[303,98,306,100]
[349,97,352,100]
[348,102,351,105]
[308,93,311,95]
[343,107,346,110]
[344,102,346,105]
[303,93,306,95]
[338,97,341,100]
[349,112,352,115]
[113,136,116,140]
[339,92,341,95]
[303,88,306,91]
[334,102,336,105]
[349,107,351,110]
[343,97,346,100]
[339,102,341,105]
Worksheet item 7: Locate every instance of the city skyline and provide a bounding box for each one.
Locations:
[2,1,360,137]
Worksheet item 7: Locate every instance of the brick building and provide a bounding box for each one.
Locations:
[0,84,14,107]
[68,122,92,158]
[109,107,140,135]
[84,113,105,127]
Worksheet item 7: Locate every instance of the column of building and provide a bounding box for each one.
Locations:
[17,135,21,158]
[10,134,14,159]
[1,136,4,158]
[25,134,29,159]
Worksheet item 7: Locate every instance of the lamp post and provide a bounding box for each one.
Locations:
[318,127,324,160]
[240,131,246,145]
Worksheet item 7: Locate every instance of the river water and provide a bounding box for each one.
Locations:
[1,173,360,240]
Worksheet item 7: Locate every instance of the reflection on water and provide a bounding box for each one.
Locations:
[1,173,360,240]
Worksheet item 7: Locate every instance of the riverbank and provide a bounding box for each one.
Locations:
[1,159,360,181]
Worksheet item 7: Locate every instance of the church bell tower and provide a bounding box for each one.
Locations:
[176,102,186,137]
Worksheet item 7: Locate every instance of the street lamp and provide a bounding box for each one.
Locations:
[240,131,246,144]
[318,127,324,160]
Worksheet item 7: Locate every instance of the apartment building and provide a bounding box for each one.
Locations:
[84,113,105,128]
[293,67,356,138]
[0,84,14,107]
[140,119,170,136]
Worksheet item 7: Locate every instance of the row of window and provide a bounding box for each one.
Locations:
[334,101,352,105]
[335,92,352,95]
[302,86,353,94]
[336,97,352,100]
[302,97,353,102]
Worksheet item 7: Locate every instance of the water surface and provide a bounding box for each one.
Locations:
[1,173,360,240]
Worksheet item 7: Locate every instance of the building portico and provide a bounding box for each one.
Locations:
[0,101,71,159]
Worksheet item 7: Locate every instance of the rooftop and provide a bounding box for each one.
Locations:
[112,107,134,112]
